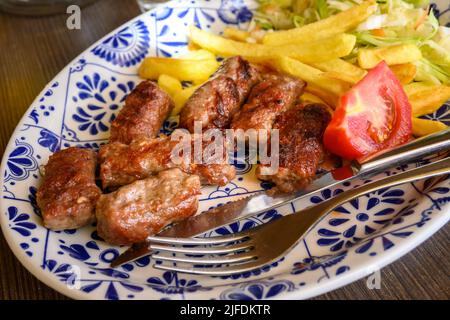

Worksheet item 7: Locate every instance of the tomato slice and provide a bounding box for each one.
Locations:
[323,61,412,161]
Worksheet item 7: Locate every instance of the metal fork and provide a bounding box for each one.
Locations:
[148,157,450,275]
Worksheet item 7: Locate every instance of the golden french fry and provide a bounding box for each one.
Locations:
[389,63,417,85]
[172,86,199,116]
[189,26,356,63]
[223,27,251,42]
[271,56,351,105]
[407,85,450,116]
[300,92,328,105]
[187,42,201,51]
[300,92,335,113]
[321,71,359,85]
[311,59,367,84]
[157,74,182,97]
[262,0,377,45]
[412,118,448,137]
[357,44,422,69]
[305,85,340,108]
[139,56,219,82]
[177,50,216,84]
[403,82,435,97]
[179,49,216,60]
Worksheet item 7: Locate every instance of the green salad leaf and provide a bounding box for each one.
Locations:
[315,0,330,18]
[402,0,430,7]
[252,0,449,85]
[415,58,450,85]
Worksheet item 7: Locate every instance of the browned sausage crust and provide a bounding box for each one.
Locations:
[179,56,260,132]
[99,132,236,189]
[96,168,201,245]
[36,147,102,230]
[110,80,174,144]
[231,73,305,132]
[256,103,331,193]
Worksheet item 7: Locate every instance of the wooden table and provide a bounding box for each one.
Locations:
[0,0,449,300]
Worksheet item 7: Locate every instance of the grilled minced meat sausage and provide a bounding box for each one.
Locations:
[99,131,235,189]
[37,147,101,230]
[110,80,173,144]
[179,56,260,132]
[96,168,200,245]
[231,73,305,133]
[256,103,332,193]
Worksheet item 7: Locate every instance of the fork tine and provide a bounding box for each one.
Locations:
[152,250,256,265]
[147,233,249,246]
[153,258,267,275]
[149,241,253,255]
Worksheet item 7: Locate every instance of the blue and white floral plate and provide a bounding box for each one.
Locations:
[1,0,449,300]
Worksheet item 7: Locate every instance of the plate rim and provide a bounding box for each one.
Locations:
[0,9,151,301]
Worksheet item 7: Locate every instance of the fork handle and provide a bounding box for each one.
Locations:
[354,128,450,176]
[292,157,450,227]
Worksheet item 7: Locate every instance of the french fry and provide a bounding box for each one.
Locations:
[189,26,356,63]
[172,86,199,116]
[187,42,201,51]
[179,49,216,60]
[300,92,328,105]
[403,81,435,96]
[262,0,377,45]
[389,63,417,85]
[300,92,335,113]
[357,44,422,69]
[406,84,450,116]
[311,59,367,84]
[322,71,360,85]
[223,27,251,42]
[305,85,340,108]
[412,118,448,137]
[271,56,351,105]
[139,55,219,83]
[157,74,182,97]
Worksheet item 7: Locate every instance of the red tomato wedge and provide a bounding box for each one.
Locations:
[323,61,412,161]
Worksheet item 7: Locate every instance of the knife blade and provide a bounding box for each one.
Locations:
[159,168,357,237]
[111,128,450,267]
[110,166,357,267]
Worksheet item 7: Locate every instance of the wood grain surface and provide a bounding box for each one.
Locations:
[0,0,449,300]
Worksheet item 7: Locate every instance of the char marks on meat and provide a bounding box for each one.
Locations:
[99,131,235,189]
[256,103,332,193]
[231,73,305,132]
[110,80,173,144]
[179,56,260,132]
[96,168,201,245]
[37,147,102,230]
[36,56,337,243]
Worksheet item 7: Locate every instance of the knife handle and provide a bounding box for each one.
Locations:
[355,128,450,176]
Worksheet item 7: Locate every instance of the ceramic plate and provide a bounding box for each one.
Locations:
[1,0,449,300]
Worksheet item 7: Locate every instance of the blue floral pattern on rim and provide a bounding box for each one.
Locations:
[219,279,295,300]
[315,187,407,252]
[91,20,150,67]
[4,140,38,182]
[72,73,135,135]
[6,206,37,237]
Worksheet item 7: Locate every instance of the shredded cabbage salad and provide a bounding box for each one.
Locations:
[250,0,450,84]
